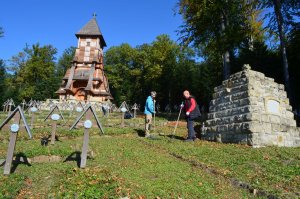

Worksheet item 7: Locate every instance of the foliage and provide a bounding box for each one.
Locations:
[56,46,76,77]
[287,24,300,110]
[258,0,300,106]
[259,0,300,35]
[2,44,59,103]
[177,0,264,79]
[105,35,217,110]
[0,60,6,106]
[0,26,3,38]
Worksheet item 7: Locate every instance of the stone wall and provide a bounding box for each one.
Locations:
[204,64,300,147]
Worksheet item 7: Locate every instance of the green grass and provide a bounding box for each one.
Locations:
[0,111,299,198]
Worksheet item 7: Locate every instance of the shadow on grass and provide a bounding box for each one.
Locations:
[64,151,81,168]
[40,135,61,146]
[134,129,145,137]
[10,152,32,173]
[165,134,185,141]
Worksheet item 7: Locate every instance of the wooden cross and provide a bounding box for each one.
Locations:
[70,105,104,168]
[0,106,32,175]
[132,103,138,118]
[44,105,64,145]
[21,100,26,111]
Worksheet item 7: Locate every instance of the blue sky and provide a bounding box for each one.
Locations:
[0,0,182,62]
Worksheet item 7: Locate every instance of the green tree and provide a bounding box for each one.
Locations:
[0,59,6,107]
[9,44,58,101]
[177,0,262,79]
[287,24,300,110]
[57,46,76,77]
[105,43,139,105]
[104,35,207,109]
[0,26,3,37]
[259,0,300,106]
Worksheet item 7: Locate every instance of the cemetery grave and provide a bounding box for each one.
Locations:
[0,106,299,198]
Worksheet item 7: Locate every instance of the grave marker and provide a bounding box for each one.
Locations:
[131,103,138,118]
[21,100,27,111]
[120,107,127,127]
[0,106,32,175]
[70,105,104,168]
[8,99,15,116]
[30,106,38,128]
[44,105,64,144]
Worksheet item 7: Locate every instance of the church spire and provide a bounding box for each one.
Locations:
[75,15,106,47]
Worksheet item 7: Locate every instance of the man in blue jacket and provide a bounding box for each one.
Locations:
[144,91,156,137]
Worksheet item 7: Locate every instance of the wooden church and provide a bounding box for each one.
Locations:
[56,15,113,102]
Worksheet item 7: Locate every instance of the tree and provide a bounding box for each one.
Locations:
[177,0,262,79]
[259,0,300,106]
[9,44,58,101]
[287,24,300,110]
[0,27,3,37]
[104,35,209,109]
[105,43,140,104]
[56,46,76,77]
[0,59,6,107]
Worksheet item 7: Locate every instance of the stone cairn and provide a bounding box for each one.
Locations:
[204,64,300,147]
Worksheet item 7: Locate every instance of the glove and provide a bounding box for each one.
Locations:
[186,112,190,116]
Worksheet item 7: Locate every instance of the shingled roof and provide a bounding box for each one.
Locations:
[76,17,107,47]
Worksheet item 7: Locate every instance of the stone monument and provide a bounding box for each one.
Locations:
[204,64,300,147]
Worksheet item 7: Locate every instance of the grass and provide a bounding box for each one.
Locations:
[0,111,299,198]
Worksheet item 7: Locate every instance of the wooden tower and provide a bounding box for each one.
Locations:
[56,15,113,102]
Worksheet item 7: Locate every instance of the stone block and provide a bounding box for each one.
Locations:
[209,106,216,112]
[241,122,251,133]
[227,124,235,132]
[271,124,281,131]
[286,111,294,119]
[262,123,272,133]
[217,125,228,132]
[208,126,217,132]
[249,122,262,133]
[234,123,243,133]
[288,120,296,127]
[210,99,216,106]
[261,114,269,123]
[235,134,248,144]
[268,115,281,124]
[239,98,251,106]
[251,113,261,121]
[207,113,215,119]
[278,84,285,90]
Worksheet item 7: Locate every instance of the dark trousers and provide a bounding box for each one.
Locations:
[187,118,196,139]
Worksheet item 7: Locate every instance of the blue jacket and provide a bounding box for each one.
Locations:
[144,96,155,115]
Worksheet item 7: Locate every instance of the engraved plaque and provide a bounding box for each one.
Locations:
[266,100,280,114]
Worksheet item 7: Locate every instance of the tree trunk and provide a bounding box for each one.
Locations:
[221,12,231,80]
[272,0,293,105]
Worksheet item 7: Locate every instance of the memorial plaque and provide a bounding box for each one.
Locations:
[266,99,280,114]
[51,114,60,121]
